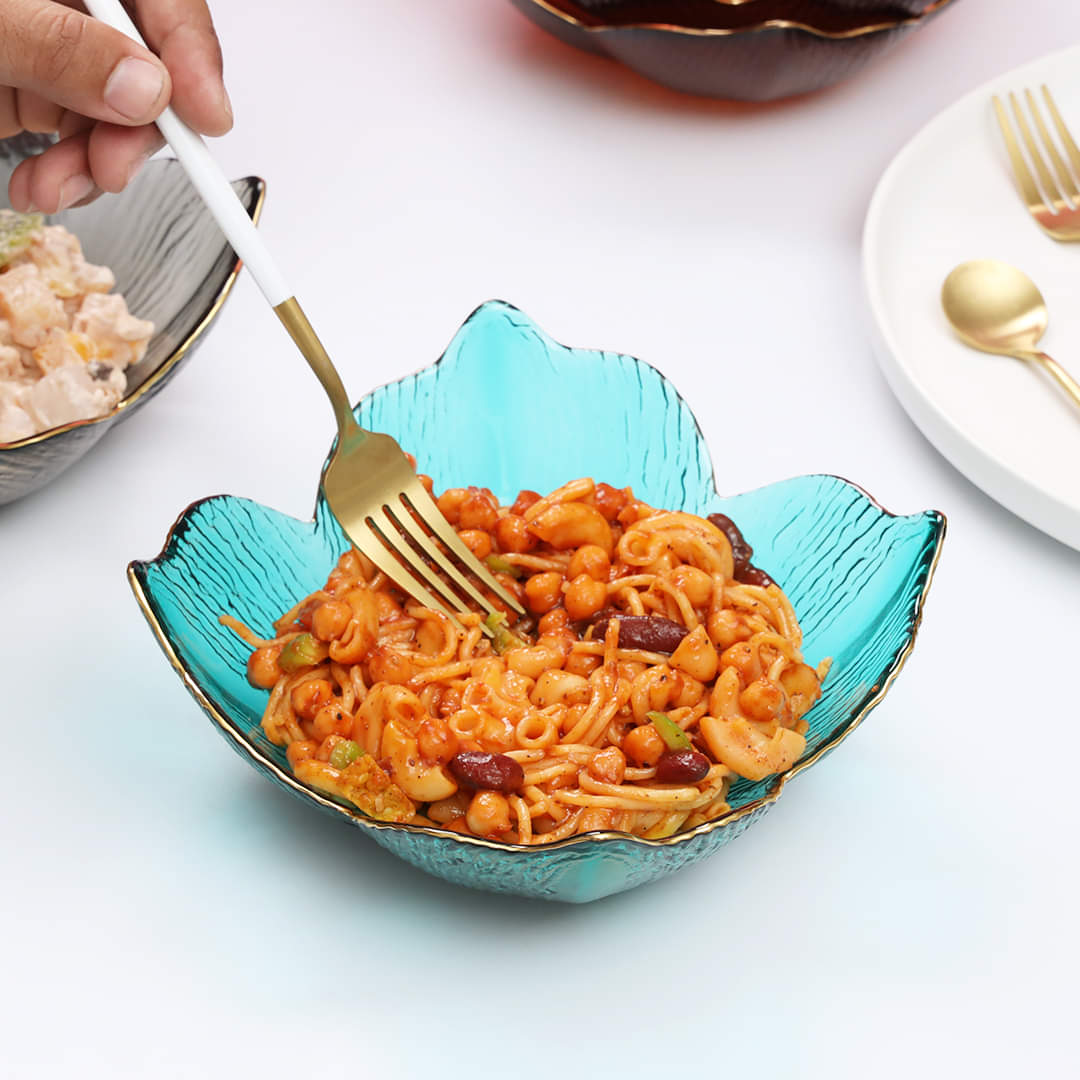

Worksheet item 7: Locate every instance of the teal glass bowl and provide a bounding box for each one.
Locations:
[129,300,944,903]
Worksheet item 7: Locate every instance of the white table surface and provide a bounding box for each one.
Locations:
[4,1,1079,1075]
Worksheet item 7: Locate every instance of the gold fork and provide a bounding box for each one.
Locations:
[278,303,524,626]
[88,0,523,628]
[993,86,1080,241]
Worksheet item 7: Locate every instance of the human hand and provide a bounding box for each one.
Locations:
[1,0,232,213]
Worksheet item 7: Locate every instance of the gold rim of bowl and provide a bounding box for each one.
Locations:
[127,478,946,855]
[0,173,267,454]
[522,0,956,39]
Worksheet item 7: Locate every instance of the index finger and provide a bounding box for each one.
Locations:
[131,0,231,135]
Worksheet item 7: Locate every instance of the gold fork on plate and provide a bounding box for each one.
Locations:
[88,0,523,629]
[993,85,1080,241]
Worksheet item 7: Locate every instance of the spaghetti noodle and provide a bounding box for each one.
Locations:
[222,476,828,844]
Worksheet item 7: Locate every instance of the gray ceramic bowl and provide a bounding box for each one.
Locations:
[508,0,958,101]
[0,135,264,505]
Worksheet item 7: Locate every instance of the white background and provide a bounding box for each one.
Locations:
[3,0,1080,1075]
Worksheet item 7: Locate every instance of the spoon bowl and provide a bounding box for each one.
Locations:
[941,259,1080,413]
[941,259,1048,355]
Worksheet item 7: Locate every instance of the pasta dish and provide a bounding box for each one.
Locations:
[223,474,828,844]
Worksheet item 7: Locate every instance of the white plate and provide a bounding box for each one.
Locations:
[863,44,1080,551]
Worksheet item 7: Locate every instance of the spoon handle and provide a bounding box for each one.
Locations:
[1031,352,1080,411]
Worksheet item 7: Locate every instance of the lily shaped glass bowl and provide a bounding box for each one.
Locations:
[0,134,264,505]
[507,0,958,101]
[130,300,944,903]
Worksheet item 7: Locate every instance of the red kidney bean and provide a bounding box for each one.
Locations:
[589,613,689,653]
[708,512,775,588]
[448,751,524,793]
[736,566,775,588]
[708,512,753,571]
[654,749,711,784]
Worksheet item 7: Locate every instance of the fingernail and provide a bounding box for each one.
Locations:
[221,84,234,124]
[57,174,94,211]
[104,57,165,121]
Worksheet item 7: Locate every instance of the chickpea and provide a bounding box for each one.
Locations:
[290,679,334,721]
[436,487,467,525]
[524,570,564,615]
[707,607,752,650]
[671,565,714,609]
[417,473,435,495]
[564,573,608,621]
[311,703,354,741]
[739,677,786,723]
[417,717,459,764]
[538,607,570,636]
[466,791,513,836]
[588,746,626,785]
[458,488,499,532]
[565,651,602,677]
[780,663,822,720]
[528,503,614,556]
[720,641,761,685]
[458,529,493,560]
[311,599,352,642]
[511,489,542,516]
[416,617,447,656]
[285,739,318,768]
[623,724,666,767]
[493,513,536,554]
[427,790,472,825]
[367,645,414,685]
[592,483,628,522]
[567,544,611,582]
[246,646,282,689]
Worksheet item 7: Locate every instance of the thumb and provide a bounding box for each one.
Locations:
[0,0,171,124]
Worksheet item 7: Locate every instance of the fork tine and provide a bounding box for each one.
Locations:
[1026,88,1078,202]
[1009,92,1064,208]
[344,515,466,631]
[402,479,525,614]
[994,95,1047,213]
[384,497,500,615]
[1042,85,1080,191]
[367,506,476,626]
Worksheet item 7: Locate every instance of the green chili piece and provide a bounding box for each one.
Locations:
[646,710,692,751]
[278,632,329,673]
[329,740,364,769]
[484,611,522,655]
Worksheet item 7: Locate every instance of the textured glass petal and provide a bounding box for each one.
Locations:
[131,301,944,903]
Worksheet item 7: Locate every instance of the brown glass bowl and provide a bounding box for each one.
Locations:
[507,0,957,101]
[572,0,939,22]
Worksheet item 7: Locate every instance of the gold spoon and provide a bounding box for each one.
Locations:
[941,259,1080,411]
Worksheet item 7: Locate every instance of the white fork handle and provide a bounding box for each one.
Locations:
[84,0,290,307]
